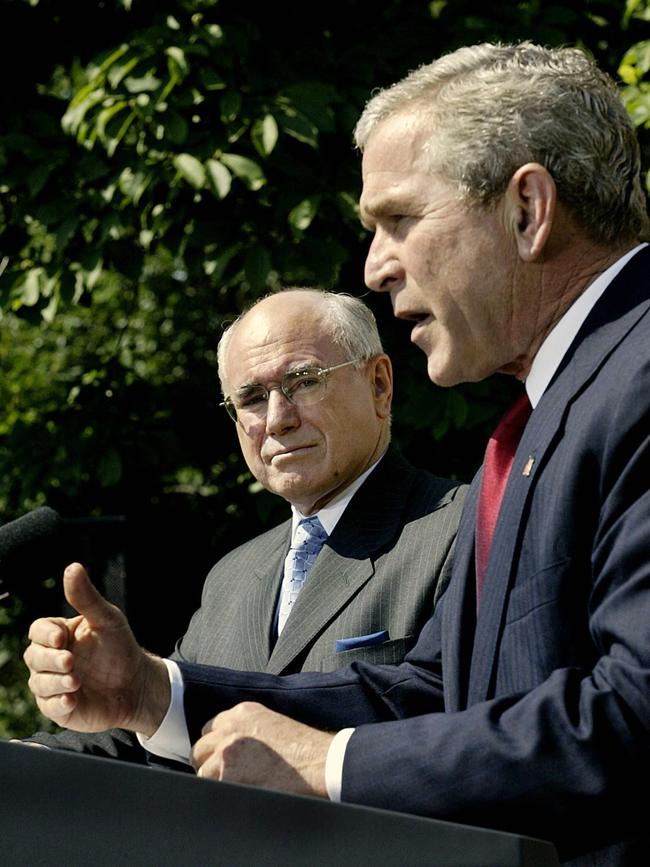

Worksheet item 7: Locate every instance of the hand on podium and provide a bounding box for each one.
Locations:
[191,702,333,798]
[23,563,170,737]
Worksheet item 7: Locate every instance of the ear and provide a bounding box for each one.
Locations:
[368,354,393,419]
[505,163,556,262]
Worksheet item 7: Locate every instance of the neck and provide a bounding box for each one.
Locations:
[504,237,638,381]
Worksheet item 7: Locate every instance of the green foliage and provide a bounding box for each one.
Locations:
[0,0,649,737]
[619,1,650,189]
[620,40,650,189]
[1,3,364,323]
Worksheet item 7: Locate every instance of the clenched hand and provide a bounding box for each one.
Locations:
[191,701,334,798]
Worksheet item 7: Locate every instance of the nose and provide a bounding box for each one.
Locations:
[265,387,301,436]
[364,229,405,294]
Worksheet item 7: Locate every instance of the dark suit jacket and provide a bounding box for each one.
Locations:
[180,248,650,865]
[29,448,465,761]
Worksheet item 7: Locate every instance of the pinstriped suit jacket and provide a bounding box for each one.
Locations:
[174,447,465,675]
[28,447,465,760]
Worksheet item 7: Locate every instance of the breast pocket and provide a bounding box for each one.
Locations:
[505,558,570,624]
[320,636,412,671]
[499,558,590,692]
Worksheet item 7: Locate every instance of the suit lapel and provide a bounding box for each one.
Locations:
[466,249,650,704]
[467,403,556,703]
[266,540,375,674]
[242,524,289,670]
[441,473,480,711]
[266,448,416,675]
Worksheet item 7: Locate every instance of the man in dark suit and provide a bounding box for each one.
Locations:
[24,43,650,863]
[23,288,464,761]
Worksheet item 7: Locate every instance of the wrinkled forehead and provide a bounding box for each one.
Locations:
[362,111,432,176]
[359,114,439,220]
[224,301,341,389]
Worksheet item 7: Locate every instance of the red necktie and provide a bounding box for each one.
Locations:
[475,392,532,600]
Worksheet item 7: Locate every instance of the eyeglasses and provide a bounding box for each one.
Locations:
[220,358,364,423]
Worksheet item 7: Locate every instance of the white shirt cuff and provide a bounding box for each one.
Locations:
[325,727,355,801]
[136,659,192,765]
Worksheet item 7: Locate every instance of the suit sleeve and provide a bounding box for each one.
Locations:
[180,626,445,746]
[25,726,148,763]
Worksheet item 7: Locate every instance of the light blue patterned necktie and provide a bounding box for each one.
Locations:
[277,516,328,634]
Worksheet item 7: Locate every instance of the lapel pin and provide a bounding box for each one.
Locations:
[522,456,535,477]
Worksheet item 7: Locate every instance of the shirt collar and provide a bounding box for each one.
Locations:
[290,452,386,538]
[525,243,647,408]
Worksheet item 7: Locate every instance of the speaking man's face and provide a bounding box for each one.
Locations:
[361,113,530,386]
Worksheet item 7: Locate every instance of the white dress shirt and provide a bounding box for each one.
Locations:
[139,456,384,765]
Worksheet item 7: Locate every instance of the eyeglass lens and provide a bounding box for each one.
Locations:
[222,358,362,422]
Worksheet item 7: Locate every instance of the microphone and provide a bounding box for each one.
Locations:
[0,507,64,601]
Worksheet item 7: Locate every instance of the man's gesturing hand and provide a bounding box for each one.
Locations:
[191,702,334,798]
[23,562,170,736]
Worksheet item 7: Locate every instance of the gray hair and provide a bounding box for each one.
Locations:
[354,41,649,244]
[217,288,383,393]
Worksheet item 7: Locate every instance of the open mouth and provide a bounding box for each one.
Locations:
[408,313,433,340]
[396,307,430,324]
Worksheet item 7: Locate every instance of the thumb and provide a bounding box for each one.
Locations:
[63,562,122,629]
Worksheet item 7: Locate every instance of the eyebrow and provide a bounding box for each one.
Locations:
[233,361,322,395]
[359,194,410,229]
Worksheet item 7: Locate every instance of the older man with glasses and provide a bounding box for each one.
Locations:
[23,287,465,763]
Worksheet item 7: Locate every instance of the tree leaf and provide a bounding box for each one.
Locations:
[96,101,129,143]
[220,91,242,124]
[26,163,54,197]
[199,67,227,91]
[17,268,44,307]
[107,55,139,89]
[55,214,79,252]
[124,73,161,94]
[288,195,320,232]
[163,109,189,145]
[79,250,104,290]
[205,159,232,199]
[204,243,242,282]
[251,114,279,157]
[220,153,266,190]
[61,90,106,138]
[105,110,136,157]
[280,82,337,133]
[174,153,206,189]
[277,107,318,147]
[166,46,189,79]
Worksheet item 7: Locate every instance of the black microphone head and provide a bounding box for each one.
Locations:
[0,507,64,596]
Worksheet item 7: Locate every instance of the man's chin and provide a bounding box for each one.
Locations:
[425,351,481,388]
[268,473,314,502]
[412,341,456,387]
[426,359,459,388]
